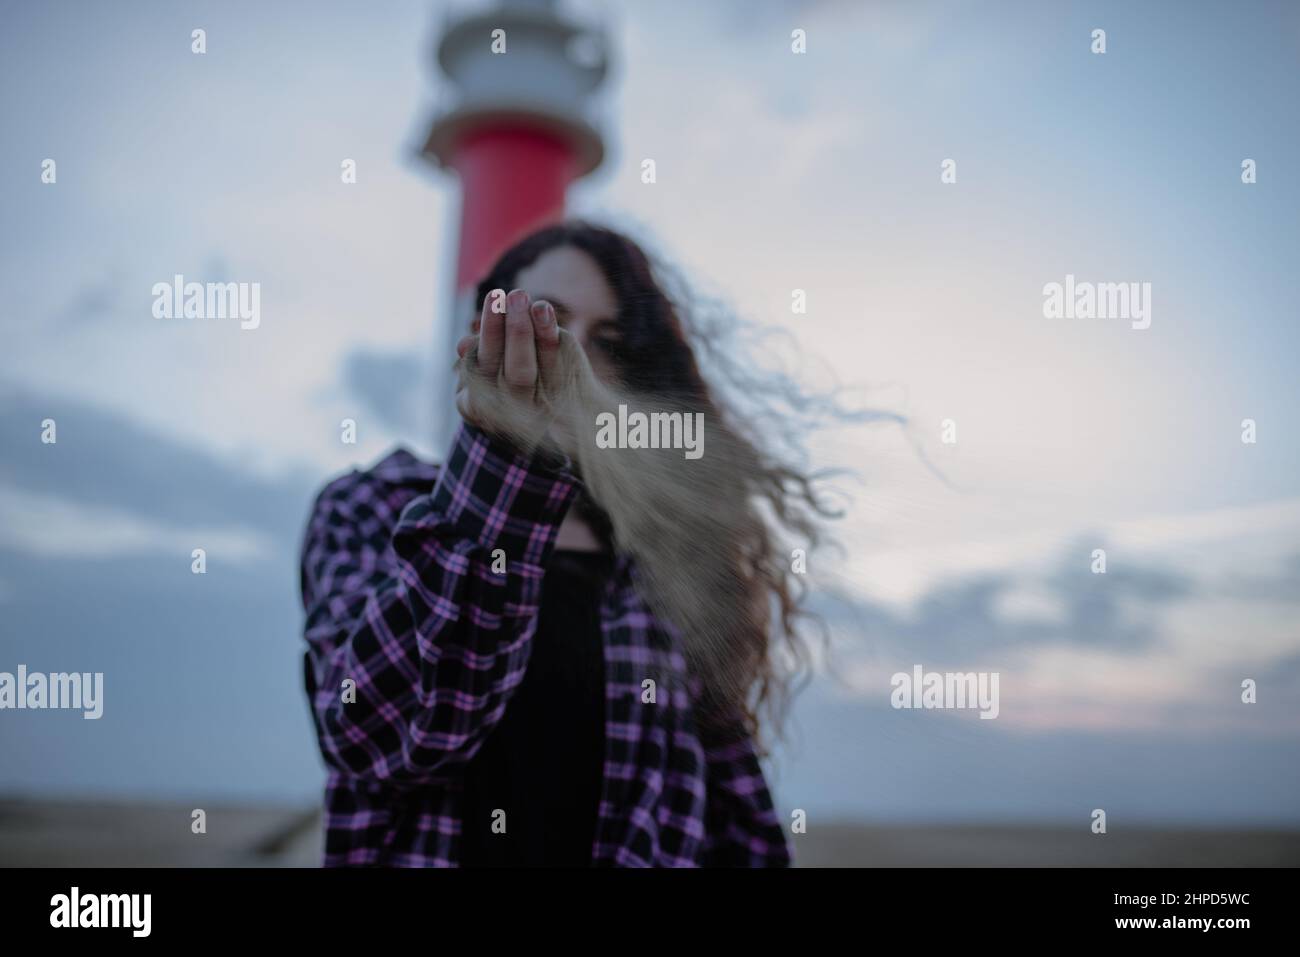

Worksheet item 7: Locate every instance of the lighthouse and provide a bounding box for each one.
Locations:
[419,0,611,450]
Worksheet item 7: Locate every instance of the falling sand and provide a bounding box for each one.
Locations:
[456,328,775,734]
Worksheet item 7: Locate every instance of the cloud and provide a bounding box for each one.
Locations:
[810,514,1299,735]
[0,386,314,541]
[0,385,324,799]
[816,539,1191,664]
[54,271,123,325]
[0,545,321,802]
[0,487,273,563]
[341,347,428,436]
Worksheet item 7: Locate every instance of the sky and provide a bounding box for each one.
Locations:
[2,0,1299,826]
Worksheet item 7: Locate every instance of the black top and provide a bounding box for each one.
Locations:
[458,549,610,867]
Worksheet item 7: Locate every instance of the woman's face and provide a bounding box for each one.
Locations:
[513,245,623,383]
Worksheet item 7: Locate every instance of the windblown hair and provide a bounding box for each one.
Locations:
[468,221,839,752]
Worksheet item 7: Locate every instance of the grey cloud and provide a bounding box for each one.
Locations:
[341,348,428,436]
[814,539,1195,667]
[55,273,122,325]
[0,387,316,547]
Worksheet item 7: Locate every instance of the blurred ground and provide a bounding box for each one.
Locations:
[2,798,1297,867]
[0,797,322,867]
[794,822,1300,867]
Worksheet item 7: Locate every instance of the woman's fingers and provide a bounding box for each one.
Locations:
[502,288,537,396]
[477,288,507,379]
[468,287,550,404]
[531,300,560,388]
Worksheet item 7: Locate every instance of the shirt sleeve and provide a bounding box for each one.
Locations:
[699,713,794,867]
[299,421,579,790]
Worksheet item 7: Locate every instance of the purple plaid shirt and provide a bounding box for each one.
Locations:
[299,421,792,867]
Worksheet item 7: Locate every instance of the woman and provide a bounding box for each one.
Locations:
[299,222,831,867]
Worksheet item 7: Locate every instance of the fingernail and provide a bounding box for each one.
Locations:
[509,288,528,308]
[533,301,553,326]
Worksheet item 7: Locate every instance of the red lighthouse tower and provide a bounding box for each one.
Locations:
[420,0,610,449]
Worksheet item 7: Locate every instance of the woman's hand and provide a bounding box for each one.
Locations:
[456,288,559,413]
[455,288,566,450]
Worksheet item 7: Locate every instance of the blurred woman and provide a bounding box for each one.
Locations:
[300,222,832,867]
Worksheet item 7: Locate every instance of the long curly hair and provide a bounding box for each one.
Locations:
[471,221,841,753]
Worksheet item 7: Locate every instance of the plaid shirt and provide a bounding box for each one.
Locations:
[300,421,792,867]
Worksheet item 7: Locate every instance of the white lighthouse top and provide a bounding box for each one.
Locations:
[421,0,611,175]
